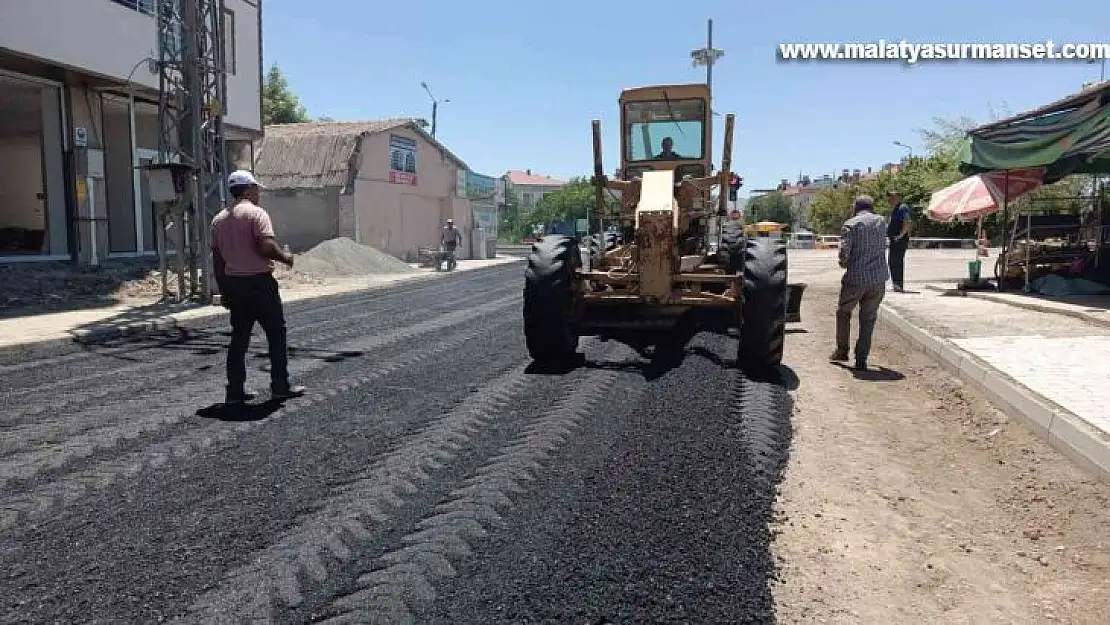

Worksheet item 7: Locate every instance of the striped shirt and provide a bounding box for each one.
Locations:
[839,209,890,287]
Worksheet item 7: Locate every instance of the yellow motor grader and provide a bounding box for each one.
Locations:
[522,83,804,374]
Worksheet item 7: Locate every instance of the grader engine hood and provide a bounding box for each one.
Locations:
[634,170,679,302]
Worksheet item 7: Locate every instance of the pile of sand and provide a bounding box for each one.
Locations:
[290,237,417,278]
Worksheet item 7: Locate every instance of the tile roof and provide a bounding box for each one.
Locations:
[505,170,567,186]
[254,119,469,190]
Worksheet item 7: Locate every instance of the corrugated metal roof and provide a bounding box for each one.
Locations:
[254,119,469,190]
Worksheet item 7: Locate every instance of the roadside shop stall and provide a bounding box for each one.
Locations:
[954,82,1110,293]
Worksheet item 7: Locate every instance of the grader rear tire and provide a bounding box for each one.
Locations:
[738,237,788,374]
[523,234,582,363]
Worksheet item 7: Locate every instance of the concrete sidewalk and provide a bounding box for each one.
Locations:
[0,256,523,360]
[880,288,1110,481]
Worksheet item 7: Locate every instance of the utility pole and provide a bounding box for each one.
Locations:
[690,19,724,96]
[156,0,227,304]
[420,81,449,138]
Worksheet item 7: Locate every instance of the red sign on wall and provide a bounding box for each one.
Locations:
[389,170,417,186]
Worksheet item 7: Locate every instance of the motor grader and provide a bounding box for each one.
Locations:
[522,83,804,374]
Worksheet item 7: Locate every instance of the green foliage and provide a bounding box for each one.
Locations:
[262,64,310,126]
[808,184,858,236]
[746,191,794,224]
[531,177,619,227]
[806,114,1091,239]
[497,177,620,242]
[317,115,335,122]
[499,187,528,243]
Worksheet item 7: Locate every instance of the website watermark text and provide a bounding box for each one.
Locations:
[778,40,1110,64]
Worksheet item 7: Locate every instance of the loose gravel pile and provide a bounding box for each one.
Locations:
[291,237,417,278]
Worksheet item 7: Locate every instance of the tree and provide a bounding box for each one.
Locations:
[530,177,618,233]
[261,64,310,126]
[317,115,335,122]
[746,191,794,224]
[808,184,858,235]
[499,187,527,243]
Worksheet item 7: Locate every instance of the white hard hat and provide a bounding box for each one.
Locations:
[228,170,264,188]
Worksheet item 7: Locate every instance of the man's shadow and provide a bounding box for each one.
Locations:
[195,397,288,422]
[831,361,905,381]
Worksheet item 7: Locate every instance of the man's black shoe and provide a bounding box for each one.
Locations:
[271,385,306,400]
[225,390,257,405]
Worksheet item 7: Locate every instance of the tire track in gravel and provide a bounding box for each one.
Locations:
[419,331,796,624]
[0,263,521,378]
[168,339,627,625]
[0,280,522,415]
[165,359,545,624]
[0,321,535,625]
[0,281,521,427]
[0,297,521,527]
[320,364,628,625]
[732,373,795,497]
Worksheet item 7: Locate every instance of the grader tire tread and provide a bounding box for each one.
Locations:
[738,237,787,374]
[523,234,581,363]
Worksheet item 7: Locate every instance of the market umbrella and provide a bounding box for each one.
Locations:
[925,168,1045,222]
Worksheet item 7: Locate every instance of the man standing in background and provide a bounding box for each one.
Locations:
[211,170,305,405]
[832,195,890,371]
[886,191,912,292]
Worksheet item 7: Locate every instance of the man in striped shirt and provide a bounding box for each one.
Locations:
[831,195,890,370]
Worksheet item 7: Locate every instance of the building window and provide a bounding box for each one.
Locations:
[522,193,534,208]
[222,9,236,75]
[110,0,155,16]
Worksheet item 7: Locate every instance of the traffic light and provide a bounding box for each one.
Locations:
[728,174,742,201]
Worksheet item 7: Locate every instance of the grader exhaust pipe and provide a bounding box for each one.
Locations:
[719,114,735,216]
[592,119,605,235]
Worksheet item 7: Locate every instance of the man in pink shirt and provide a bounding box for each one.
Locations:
[211,170,305,404]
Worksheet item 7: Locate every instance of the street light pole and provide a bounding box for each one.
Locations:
[893,140,913,159]
[420,81,449,138]
[690,19,724,96]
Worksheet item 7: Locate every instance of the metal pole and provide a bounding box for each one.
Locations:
[706,19,713,94]
[431,100,437,138]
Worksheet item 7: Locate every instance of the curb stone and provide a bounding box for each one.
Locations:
[880,302,1110,483]
[922,283,1110,329]
[0,259,524,363]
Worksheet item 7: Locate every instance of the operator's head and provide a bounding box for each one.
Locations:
[854,194,875,213]
[886,190,900,207]
[228,170,263,203]
[661,137,674,153]
[446,218,455,228]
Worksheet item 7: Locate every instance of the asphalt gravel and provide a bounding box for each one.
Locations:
[0,261,795,624]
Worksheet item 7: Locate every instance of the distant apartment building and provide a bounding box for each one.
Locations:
[503,169,566,209]
[777,162,904,228]
[0,0,262,264]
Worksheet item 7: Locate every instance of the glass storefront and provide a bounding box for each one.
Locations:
[0,72,66,258]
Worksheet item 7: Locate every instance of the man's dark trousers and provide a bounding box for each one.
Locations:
[888,236,909,289]
[221,273,290,394]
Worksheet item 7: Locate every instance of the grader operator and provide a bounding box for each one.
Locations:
[522,83,803,374]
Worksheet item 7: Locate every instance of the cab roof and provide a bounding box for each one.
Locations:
[619,83,710,102]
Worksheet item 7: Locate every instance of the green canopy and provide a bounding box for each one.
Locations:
[959,83,1110,184]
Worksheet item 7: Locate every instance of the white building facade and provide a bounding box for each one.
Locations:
[0,0,262,263]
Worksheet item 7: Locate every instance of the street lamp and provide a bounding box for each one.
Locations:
[893,140,913,159]
[690,19,724,95]
[420,81,449,138]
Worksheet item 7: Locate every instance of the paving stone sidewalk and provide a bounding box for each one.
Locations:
[881,287,1110,479]
[0,256,523,357]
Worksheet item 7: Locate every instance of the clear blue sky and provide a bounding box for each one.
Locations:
[262,0,1106,196]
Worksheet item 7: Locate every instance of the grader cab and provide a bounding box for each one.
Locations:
[522,83,804,374]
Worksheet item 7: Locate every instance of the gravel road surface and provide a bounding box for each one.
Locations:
[0,262,792,624]
[8,252,1110,624]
